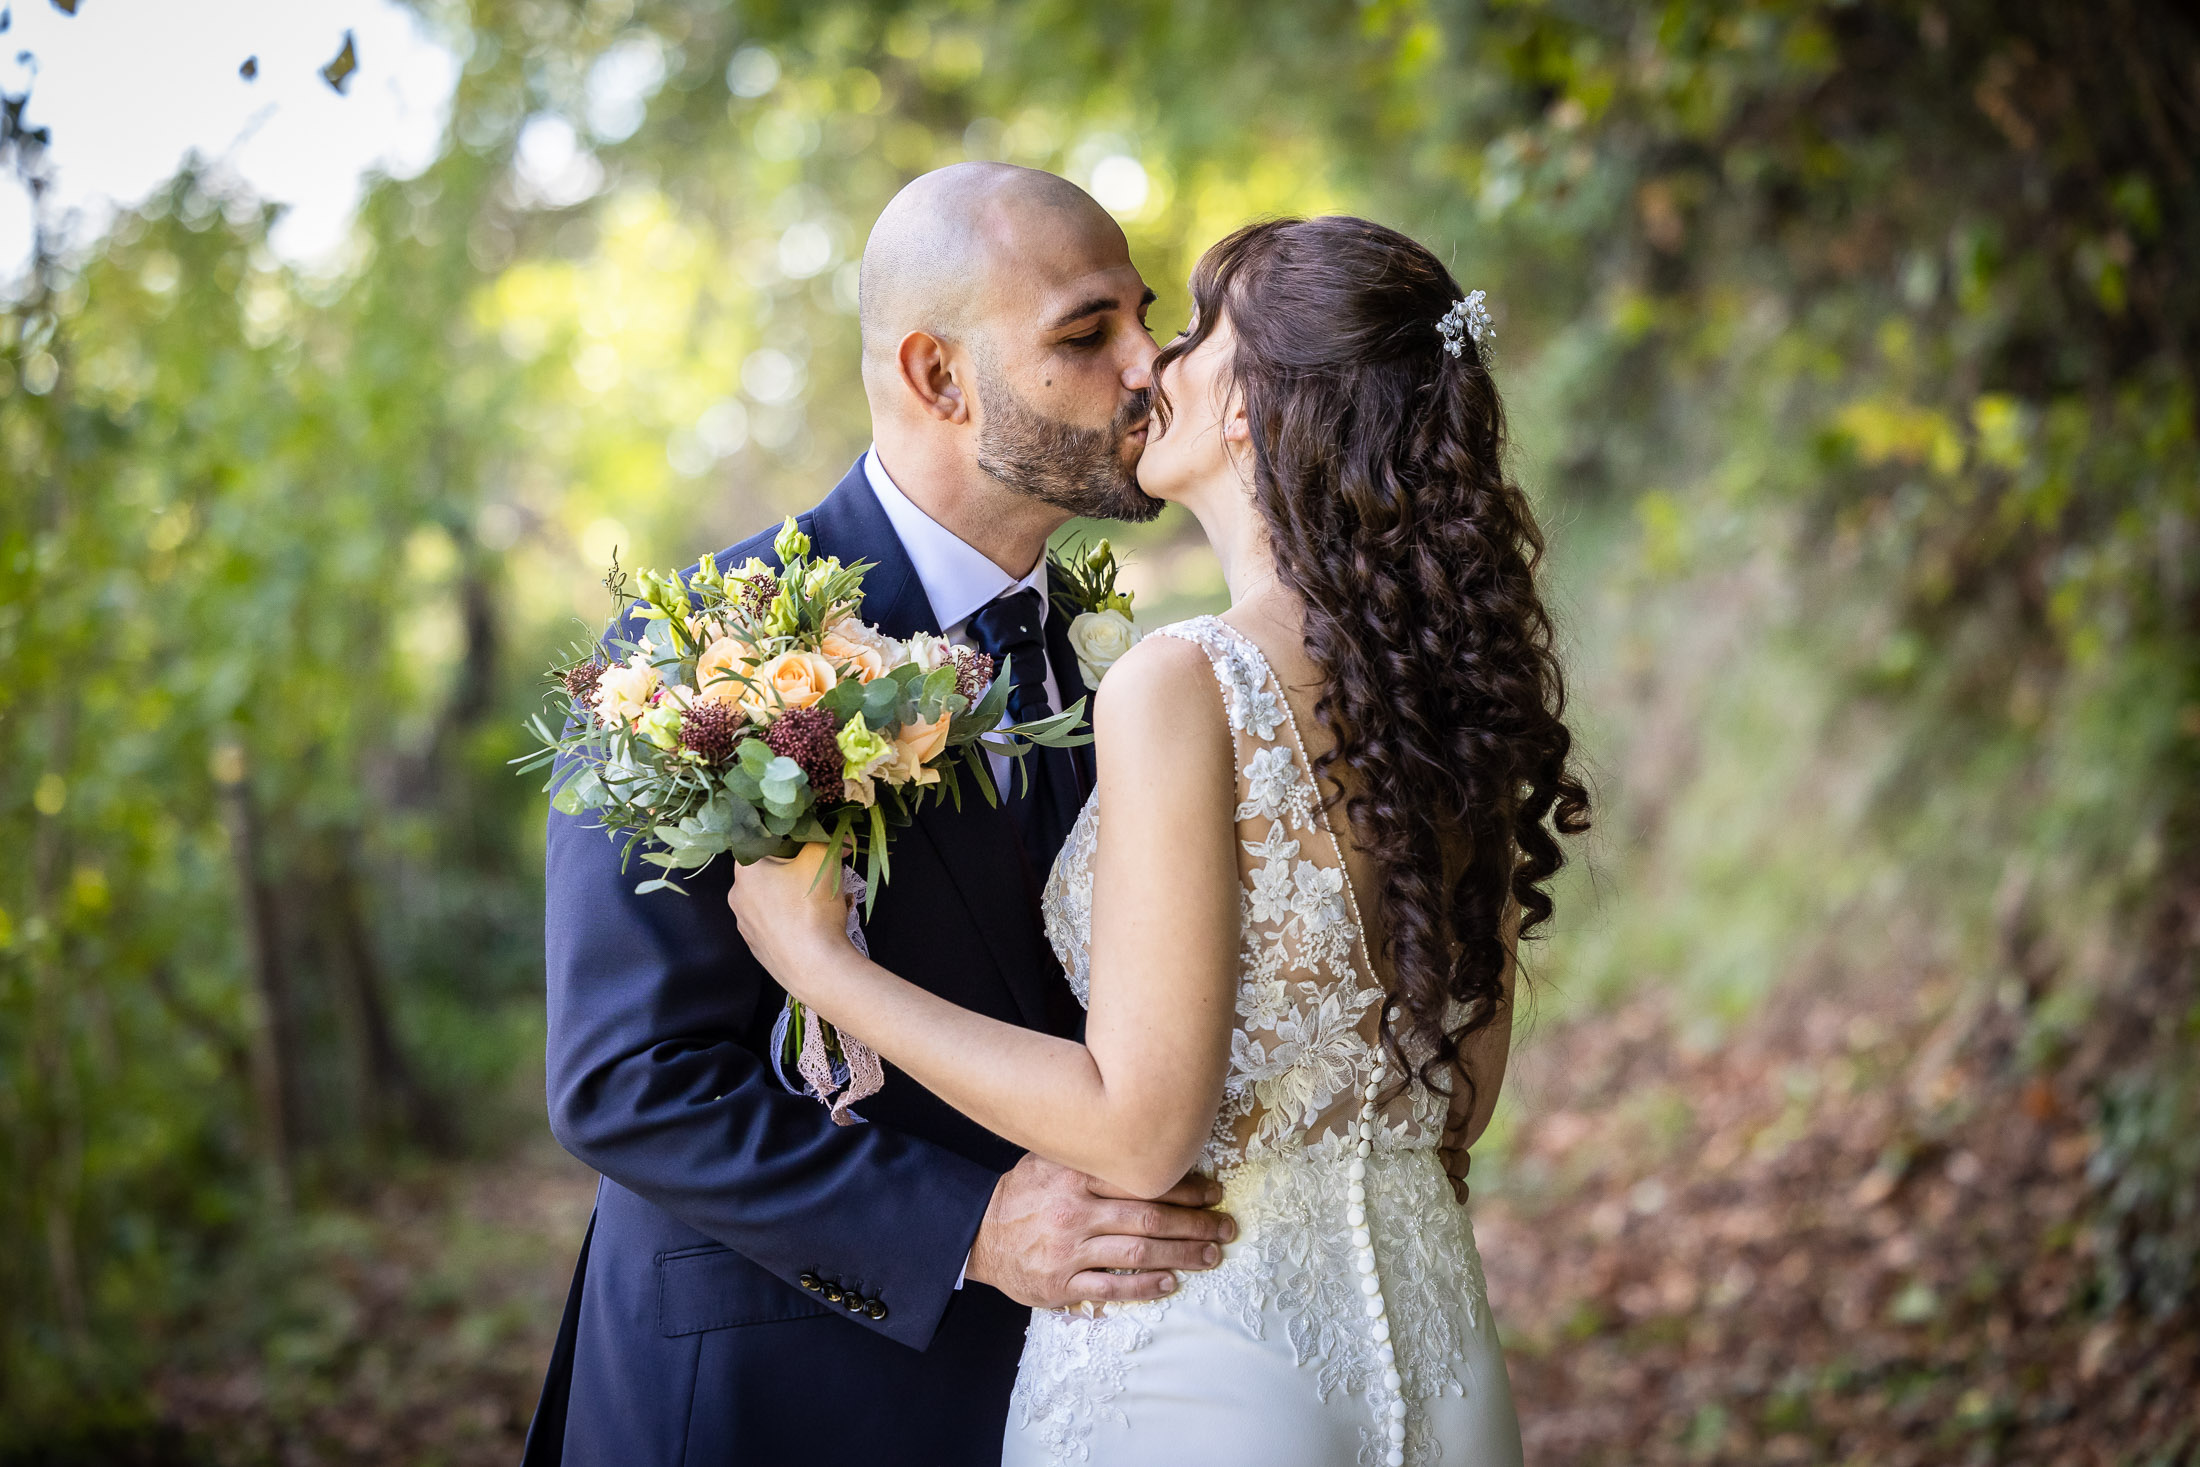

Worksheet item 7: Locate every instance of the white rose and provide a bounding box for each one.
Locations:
[1067,608,1140,686]
[592,654,660,728]
[899,630,955,674]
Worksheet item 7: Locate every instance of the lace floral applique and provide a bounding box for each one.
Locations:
[1239,744,1303,821]
[1042,798,1100,1007]
[1010,1301,1158,1461]
[1215,636,1286,741]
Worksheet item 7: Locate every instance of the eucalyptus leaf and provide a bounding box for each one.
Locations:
[720,795,784,863]
[758,756,808,815]
[963,743,1000,808]
[819,678,867,720]
[860,677,904,728]
[948,668,1015,741]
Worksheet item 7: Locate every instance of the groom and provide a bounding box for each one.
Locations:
[524,164,1234,1467]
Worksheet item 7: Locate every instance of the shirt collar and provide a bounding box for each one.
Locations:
[862,446,1049,632]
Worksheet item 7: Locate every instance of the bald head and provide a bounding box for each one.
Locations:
[858,163,1118,389]
[853,163,1161,549]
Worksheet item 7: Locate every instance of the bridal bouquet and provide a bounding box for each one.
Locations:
[519,517,1089,1121]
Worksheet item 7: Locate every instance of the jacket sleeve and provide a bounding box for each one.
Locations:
[542,790,1002,1352]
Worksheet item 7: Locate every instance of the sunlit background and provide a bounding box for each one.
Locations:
[3,2,2196,1462]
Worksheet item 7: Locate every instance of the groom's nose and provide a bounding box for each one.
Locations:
[1120,329,1158,394]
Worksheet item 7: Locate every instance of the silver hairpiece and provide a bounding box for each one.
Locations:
[1436,291,1493,357]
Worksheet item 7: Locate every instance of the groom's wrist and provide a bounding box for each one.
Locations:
[960,1168,1013,1293]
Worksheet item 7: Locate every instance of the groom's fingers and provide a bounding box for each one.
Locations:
[1066,1268,1181,1303]
[1081,1233,1221,1273]
[1090,1197,1237,1245]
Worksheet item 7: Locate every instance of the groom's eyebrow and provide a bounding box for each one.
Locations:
[1045,287,1157,333]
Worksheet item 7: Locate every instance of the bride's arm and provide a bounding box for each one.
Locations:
[1439,899,1520,1201]
[728,634,1242,1200]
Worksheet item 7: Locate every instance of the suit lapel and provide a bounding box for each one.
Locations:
[807,461,934,639]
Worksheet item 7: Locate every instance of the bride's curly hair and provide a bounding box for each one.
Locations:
[1152,216,1590,1102]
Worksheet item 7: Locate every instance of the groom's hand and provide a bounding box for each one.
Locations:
[964,1154,1236,1308]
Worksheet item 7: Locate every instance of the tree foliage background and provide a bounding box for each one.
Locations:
[2,0,2195,1461]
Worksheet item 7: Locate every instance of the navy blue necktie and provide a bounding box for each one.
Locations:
[966,587,1077,870]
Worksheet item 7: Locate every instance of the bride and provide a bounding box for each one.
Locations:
[729,215,1588,1467]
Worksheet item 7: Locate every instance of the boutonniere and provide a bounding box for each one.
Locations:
[1049,537,1142,686]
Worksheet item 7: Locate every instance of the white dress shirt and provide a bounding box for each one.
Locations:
[862,447,1062,795]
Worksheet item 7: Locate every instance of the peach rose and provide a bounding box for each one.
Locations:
[820,628,890,683]
[741,649,838,721]
[593,655,660,728]
[882,712,951,787]
[828,614,902,655]
[695,635,761,706]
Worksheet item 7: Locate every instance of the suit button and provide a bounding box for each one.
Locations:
[798,1273,820,1292]
[865,1300,887,1321]
[822,1285,843,1305]
[843,1292,866,1312]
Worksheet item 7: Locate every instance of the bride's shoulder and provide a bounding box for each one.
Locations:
[1089,628,1235,815]
[1090,625,1228,746]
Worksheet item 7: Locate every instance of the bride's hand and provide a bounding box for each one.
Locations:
[726,843,854,990]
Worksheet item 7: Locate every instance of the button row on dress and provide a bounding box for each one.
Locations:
[1352,1057,1407,1467]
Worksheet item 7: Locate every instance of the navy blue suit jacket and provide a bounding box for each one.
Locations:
[525,461,1096,1466]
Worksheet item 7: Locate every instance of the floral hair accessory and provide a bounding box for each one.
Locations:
[1436,290,1493,357]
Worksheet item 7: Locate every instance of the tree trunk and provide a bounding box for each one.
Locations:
[322,834,449,1152]
[217,753,299,1210]
[29,741,87,1344]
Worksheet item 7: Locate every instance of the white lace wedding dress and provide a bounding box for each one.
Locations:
[1005,617,1522,1467]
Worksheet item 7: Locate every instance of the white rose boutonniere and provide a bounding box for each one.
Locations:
[1049,537,1142,685]
[1067,607,1140,687]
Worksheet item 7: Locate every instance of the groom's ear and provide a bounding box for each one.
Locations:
[895,330,970,426]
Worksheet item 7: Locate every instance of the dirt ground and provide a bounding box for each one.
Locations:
[148,1143,597,1467]
[142,978,2196,1466]
[1478,980,2199,1466]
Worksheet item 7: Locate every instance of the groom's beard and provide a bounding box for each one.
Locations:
[975,375,1164,524]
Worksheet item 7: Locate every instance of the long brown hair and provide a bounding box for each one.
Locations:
[1153,216,1589,1098]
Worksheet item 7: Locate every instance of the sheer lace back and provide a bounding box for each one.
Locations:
[1042,614,1449,1181]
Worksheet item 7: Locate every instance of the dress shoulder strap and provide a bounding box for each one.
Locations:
[1148,615,1295,750]
[1150,614,1358,957]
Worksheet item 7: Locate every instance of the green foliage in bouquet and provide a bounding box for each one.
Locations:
[517,517,1089,910]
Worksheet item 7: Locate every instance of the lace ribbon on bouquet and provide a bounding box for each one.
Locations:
[769,865,886,1126]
